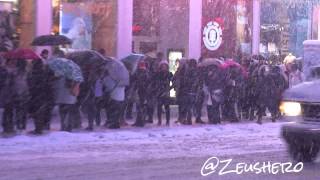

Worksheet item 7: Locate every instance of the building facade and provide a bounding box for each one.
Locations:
[1,0,320,60]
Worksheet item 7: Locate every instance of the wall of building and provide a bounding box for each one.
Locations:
[159,0,189,58]
[91,0,117,57]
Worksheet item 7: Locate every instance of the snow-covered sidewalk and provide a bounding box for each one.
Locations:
[0,121,288,162]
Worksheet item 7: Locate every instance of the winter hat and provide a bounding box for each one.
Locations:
[159,60,169,69]
[283,53,296,65]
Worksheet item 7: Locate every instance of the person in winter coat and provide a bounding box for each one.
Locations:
[0,59,16,134]
[288,63,304,88]
[103,71,125,129]
[145,55,162,124]
[94,68,105,127]
[256,65,279,124]
[271,65,288,118]
[194,65,206,124]
[52,75,78,132]
[245,61,260,120]
[222,66,240,122]
[132,60,150,127]
[79,72,97,131]
[155,61,173,126]
[172,58,187,124]
[27,60,55,134]
[13,59,29,130]
[178,59,199,125]
[205,64,224,124]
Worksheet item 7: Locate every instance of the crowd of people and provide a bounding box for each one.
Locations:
[0,49,305,135]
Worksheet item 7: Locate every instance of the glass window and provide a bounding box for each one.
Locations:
[260,0,316,58]
[54,0,115,54]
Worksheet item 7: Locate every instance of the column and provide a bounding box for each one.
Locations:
[19,0,34,48]
[188,0,202,59]
[35,0,52,54]
[117,0,133,59]
[252,0,260,55]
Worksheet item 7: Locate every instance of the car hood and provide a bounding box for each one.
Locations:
[283,80,320,103]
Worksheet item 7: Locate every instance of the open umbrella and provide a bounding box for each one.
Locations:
[198,58,223,67]
[104,57,129,87]
[48,58,83,82]
[121,54,145,75]
[31,35,72,46]
[222,60,248,78]
[67,50,106,67]
[1,48,39,60]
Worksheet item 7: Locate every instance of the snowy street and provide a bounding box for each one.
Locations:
[1,121,319,180]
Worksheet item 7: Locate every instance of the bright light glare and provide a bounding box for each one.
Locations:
[280,102,301,117]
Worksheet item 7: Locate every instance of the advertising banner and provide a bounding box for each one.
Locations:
[202,0,238,58]
[60,3,92,50]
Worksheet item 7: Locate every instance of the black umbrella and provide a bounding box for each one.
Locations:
[66,50,106,68]
[121,54,145,75]
[31,35,72,46]
[66,50,129,86]
[66,50,107,81]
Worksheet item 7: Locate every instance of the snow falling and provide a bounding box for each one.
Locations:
[1,0,320,179]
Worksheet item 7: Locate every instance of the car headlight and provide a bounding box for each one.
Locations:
[280,102,302,116]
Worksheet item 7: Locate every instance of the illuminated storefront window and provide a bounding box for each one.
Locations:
[260,0,317,58]
[53,0,115,53]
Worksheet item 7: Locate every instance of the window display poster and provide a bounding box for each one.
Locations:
[202,0,238,58]
[60,3,92,50]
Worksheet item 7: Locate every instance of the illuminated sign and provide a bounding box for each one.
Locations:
[203,21,223,51]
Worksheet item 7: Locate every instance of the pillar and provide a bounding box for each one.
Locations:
[188,0,202,59]
[19,0,34,48]
[35,0,52,54]
[117,0,133,59]
[252,0,260,55]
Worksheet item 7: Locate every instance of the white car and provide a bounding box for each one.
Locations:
[281,66,320,162]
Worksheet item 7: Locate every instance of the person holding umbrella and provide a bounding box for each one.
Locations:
[48,53,83,132]
[102,71,125,129]
[27,59,55,134]
[13,59,29,130]
[40,49,49,61]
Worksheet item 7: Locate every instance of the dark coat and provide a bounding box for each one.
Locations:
[27,66,55,114]
[180,67,199,95]
[0,67,15,107]
[256,73,278,105]
[154,71,173,98]
[132,69,150,99]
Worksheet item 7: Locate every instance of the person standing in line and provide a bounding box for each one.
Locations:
[94,68,105,127]
[172,59,187,124]
[40,49,49,61]
[0,59,16,134]
[27,60,55,134]
[155,61,173,126]
[13,59,29,130]
[194,60,206,124]
[103,71,125,129]
[179,59,199,125]
[79,72,97,131]
[132,60,150,127]
[205,64,224,124]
